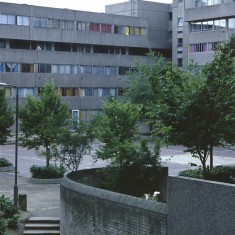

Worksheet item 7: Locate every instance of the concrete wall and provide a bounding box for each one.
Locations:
[168,176,235,235]
[60,176,167,235]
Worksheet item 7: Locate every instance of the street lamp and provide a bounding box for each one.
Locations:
[0,82,19,206]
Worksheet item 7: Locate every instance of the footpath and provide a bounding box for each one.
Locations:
[0,171,60,234]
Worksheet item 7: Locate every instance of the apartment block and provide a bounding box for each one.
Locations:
[0,1,171,121]
[172,0,235,68]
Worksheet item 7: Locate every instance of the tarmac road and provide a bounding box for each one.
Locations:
[0,144,234,177]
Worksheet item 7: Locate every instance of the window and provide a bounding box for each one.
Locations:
[89,22,100,32]
[228,18,235,29]
[0,63,5,72]
[38,64,51,73]
[60,88,78,96]
[17,88,34,97]
[80,88,93,96]
[79,65,92,74]
[0,14,15,25]
[178,58,183,67]
[77,21,88,31]
[47,18,60,29]
[10,40,30,49]
[178,38,183,46]
[34,18,47,28]
[118,66,130,75]
[55,43,71,52]
[20,64,34,73]
[17,16,29,26]
[0,40,6,48]
[191,22,201,32]
[93,66,105,75]
[5,63,19,72]
[61,20,74,30]
[93,45,109,54]
[101,24,112,33]
[178,18,184,27]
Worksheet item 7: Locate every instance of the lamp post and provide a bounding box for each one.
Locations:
[0,82,18,206]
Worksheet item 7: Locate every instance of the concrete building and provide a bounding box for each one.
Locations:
[172,0,235,68]
[0,1,171,121]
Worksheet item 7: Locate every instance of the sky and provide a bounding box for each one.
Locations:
[0,0,172,13]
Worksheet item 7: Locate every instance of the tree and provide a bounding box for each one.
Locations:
[95,99,142,167]
[124,52,167,131]
[51,121,95,172]
[19,81,69,166]
[0,89,14,145]
[150,37,235,176]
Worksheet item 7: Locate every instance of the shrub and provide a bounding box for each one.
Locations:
[179,165,235,184]
[30,165,66,179]
[0,158,12,167]
[178,169,204,179]
[0,195,19,230]
[0,215,7,235]
[209,165,235,183]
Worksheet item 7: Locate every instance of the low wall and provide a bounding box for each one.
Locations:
[168,176,235,235]
[60,176,167,235]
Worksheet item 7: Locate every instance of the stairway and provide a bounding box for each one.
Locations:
[23,217,60,235]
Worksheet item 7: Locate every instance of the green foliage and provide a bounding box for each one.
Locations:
[208,165,235,184]
[0,89,14,145]
[30,165,65,179]
[51,121,95,172]
[19,81,69,166]
[179,169,204,179]
[94,99,142,167]
[0,216,7,235]
[0,195,19,229]
[0,158,12,167]
[179,165,235,184]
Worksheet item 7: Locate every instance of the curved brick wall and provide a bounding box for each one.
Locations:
[60,175,167,235]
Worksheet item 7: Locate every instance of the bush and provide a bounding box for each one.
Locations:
[178,169,204,179]
[0,215,7,235]
[0,158,13,167]
[209,165,235,183]
[179,165,235,184]
[30,165,66,179]
[0,195,19,230]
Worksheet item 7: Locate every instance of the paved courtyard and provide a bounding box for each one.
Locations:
[0,144,234,177]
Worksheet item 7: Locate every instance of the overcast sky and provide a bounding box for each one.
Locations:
[0,0,172,12]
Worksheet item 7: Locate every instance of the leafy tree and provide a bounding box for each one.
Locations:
[150,37,235,176]
[51,121,95,172]
[0,89,14,145]
[19,81,69,166]
[95,99,142,167]
[124,53,167,130]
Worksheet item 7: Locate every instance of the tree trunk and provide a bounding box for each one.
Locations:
[46,146,50,167]
[209,145,213,169]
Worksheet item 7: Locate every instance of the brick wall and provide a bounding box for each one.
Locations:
[168,176,235,235]
[60,176,167,235]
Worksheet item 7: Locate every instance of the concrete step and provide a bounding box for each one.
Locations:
[24,223,60,230]
[23,217,60,235]
[27,217,60,223]
[23,230,60,235]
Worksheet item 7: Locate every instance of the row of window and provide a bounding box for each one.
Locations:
[0,14,29,25]
[0,39,151,56]
[194,0,222,8]
[0,62,131,75]
[5,87,122,98]
[191,18,235,32]
[0,13,147,36]
[189,42,220,53]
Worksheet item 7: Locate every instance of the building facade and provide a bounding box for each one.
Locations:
[0,1,171,121]
[172,0,235,68]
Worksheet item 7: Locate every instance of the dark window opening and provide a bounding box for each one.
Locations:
[10,40,30,49]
